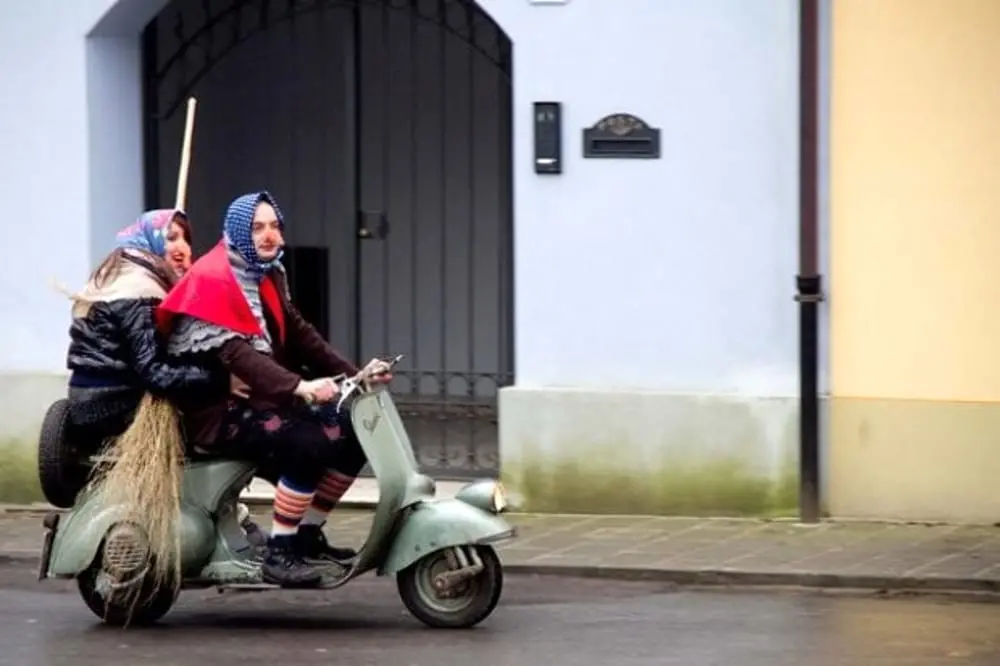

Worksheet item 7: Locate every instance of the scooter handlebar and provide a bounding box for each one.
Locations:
[331,354,405,411]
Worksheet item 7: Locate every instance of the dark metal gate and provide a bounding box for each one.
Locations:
[143,0,514,478]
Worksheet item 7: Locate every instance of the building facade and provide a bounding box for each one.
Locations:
[0,0,856,517]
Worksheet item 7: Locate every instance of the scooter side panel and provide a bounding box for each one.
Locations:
[48,492,217,577]
[378,499,514,575]
[182,460,257,514]
[47,491,126,576]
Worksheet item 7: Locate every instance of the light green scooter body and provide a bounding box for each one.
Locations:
[349,390,514,577]
[42,387,514,588]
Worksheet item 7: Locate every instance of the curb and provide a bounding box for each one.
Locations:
[500,564,1000,596]
[0,505,59,515]
[2,549,998,597]
[239,497,376,510]
[0,500,378,514]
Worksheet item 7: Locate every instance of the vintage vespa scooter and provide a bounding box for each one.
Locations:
[36,356,515,628]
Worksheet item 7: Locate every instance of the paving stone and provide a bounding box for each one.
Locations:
[5,508,1000,592]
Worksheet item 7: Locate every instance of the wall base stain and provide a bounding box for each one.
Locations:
[503,454,798,517]
[499,387,800,517]
[0,439,43,504]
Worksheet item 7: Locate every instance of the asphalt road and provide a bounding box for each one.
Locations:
[0,561,998,666]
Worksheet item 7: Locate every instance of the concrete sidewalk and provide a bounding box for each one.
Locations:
[3,507,1000,595]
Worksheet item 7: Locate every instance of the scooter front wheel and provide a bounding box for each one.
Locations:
[397,544,503,629]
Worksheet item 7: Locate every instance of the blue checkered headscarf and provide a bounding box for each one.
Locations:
[223,191,285,276]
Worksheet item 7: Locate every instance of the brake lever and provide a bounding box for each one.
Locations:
[368,354,404,381]
[344,355,403,405]
[336,377,359,412]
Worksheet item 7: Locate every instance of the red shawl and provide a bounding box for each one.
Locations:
[155,241,286,343]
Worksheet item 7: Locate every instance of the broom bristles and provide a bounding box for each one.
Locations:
[89,393,185,616]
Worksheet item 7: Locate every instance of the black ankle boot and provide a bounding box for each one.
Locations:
[297,523,358,564]
[261,535,323,588]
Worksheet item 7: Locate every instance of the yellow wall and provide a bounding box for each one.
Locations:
[830,0,1000,522]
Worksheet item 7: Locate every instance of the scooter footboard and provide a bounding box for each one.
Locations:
[378,499,515,575]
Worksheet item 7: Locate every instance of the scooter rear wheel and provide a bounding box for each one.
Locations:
[397,544,503,629]
[78,566,178,627]
[77,533,178,627]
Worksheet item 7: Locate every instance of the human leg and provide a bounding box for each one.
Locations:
[220,405,329,587]
[296,407,369,564]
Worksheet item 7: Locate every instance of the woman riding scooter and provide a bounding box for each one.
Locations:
[157,191,391,589]
[65,209,219,436]
[66,209,264,552]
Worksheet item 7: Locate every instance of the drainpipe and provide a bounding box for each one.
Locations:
[796,0,823,524]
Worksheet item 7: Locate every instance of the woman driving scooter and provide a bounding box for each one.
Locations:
[156,191,392,589]
[65,209,219,437]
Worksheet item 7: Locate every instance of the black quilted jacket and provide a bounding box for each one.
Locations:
[67,296,217,428]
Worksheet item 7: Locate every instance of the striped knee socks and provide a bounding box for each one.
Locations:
[302,470,356,526]
[271,478,316,537]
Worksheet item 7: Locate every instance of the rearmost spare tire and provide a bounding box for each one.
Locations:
[37,399,87,508]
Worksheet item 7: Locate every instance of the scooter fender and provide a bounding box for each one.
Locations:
[47,493,131,577]
[378,498,515,575]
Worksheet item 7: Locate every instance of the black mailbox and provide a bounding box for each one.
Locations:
[583,113,661,160]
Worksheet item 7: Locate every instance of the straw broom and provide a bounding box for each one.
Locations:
[88,394,186,605]
[88,98,198,619]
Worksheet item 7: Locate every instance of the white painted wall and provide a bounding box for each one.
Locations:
[487,0,801,514]
[0,0,800,396]
[0,1,100,373]
[491,0,800,395]
[0,0,164,375]
[0,0,802,515]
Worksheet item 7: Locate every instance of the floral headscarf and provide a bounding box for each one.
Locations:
[115,209,183,258]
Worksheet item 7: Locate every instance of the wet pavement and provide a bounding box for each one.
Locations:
[0,558,997,666]
[4,507,1000,592]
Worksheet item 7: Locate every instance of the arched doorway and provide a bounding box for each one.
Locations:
[142,0,513,478]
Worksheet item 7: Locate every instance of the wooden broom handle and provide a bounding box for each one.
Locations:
[174,97,198,211]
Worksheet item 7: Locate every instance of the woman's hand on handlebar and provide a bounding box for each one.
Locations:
[362,357,394,385]
[294,378,340,404]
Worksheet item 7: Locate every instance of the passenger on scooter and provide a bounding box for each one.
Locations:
[156,191,392,588]
[65,209,218,437]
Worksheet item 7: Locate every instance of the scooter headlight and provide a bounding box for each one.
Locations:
[455,478,509,514]
[491,481,508,513]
